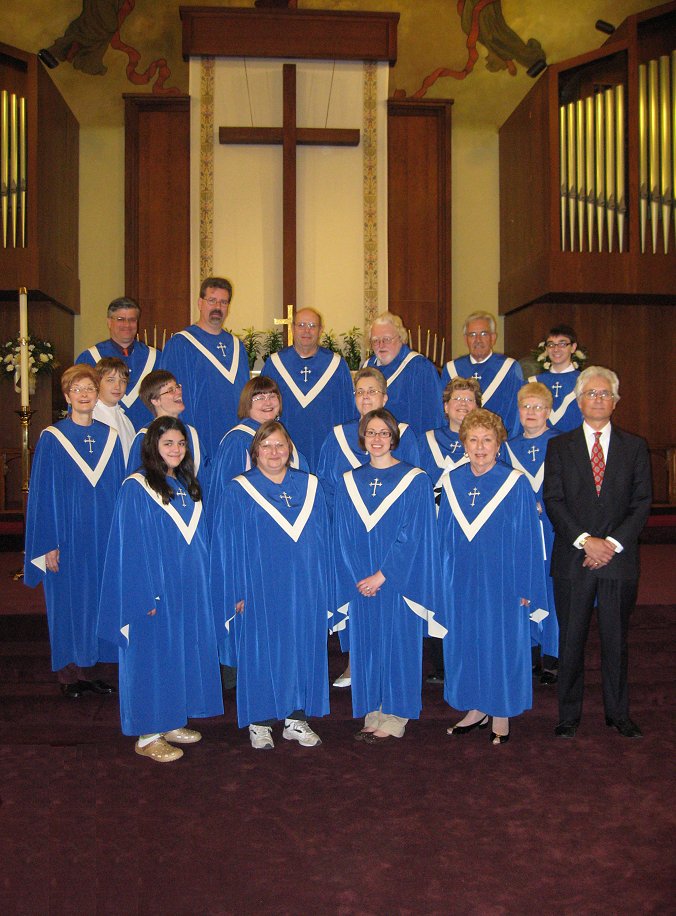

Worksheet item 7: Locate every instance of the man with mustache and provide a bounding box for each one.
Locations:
[160,277,249,458]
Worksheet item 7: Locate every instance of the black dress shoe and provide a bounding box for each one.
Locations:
[354,730,374,742]
[554,721,579,738]
[60,682,86,699]
[83,679,117,695]
[490,731,510,745]
[446,714,489,735]
[605,717,642,738]
[540,671,558,685]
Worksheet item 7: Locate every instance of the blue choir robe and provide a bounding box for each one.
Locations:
[211,417,310,490]
[207,418,309,511]
[127,423,206,488]
[504,429,560,658]
[98,473,223,736]
[334,462,446,721]
[442,353,523,437]
[210,468,333,727]
[438,462,549,718]
[364,345,444,436]
[528,369,582,432]
[261,347,356,471]
[160,325,249,457]
[76,339,158,431]
[417,426,469,506]
[24,419,125,670]
[316,418,420,517]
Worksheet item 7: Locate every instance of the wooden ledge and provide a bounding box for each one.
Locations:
[179,6,399,64]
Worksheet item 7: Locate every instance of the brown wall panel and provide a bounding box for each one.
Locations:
[125,95,191,339]
[504,299,675,501]
[387,99,452,360]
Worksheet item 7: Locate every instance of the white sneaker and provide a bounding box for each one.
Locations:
[332,675,351,687]
[282,719,322,747]
[249,724,274,750]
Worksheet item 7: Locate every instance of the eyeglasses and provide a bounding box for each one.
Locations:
[448,396,475,404]
[69,385,97,394]
[521,403,548,412]
[365,429,392,439]
[158,384,183,397]
[545,341,572,350]
[354,388,383,398]
[259,441,288,452]
[582,389,614,400]
[370,335,397,346]
[294,321,318,330]
[203,297,229,308]
[110,316,138,325]
[251,392,278,403]
[466,331,492,339]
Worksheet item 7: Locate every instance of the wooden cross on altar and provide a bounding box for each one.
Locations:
[219,63,360,334]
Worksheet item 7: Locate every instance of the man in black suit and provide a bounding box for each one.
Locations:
[543,366,651,739]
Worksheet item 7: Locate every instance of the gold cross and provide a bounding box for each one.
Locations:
[274,304,295,347]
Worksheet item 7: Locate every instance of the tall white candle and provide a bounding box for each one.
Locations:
[19,287,29,408]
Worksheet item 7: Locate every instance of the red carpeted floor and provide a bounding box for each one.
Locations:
[0,550,674,914]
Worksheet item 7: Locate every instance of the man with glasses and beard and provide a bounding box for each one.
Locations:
[160,277,249,457]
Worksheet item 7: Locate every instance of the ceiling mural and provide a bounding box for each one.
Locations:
[393,0,546,99]
[0,0,661,127]
[42,0,181,94]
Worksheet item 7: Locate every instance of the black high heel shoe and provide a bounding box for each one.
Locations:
[446,714,489,735]
[490,731,510,745]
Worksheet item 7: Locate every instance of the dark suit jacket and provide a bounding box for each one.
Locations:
[543,425,652,581]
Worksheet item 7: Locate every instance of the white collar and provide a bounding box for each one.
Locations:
[582,421,612,456]
[469,352,493,364]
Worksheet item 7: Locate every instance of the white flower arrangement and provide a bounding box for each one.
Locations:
[1,335,58,393]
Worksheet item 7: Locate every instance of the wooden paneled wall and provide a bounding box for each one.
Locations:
[504,301,676,501]
[124,95,191,340]
[387,99,452,357]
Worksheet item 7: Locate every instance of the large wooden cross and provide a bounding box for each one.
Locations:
[219,63,360,342]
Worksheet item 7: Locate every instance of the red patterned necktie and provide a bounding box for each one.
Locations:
[591,431,605,496]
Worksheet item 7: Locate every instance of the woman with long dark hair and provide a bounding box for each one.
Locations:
[99,416,223,763]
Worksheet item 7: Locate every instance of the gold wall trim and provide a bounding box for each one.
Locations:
[363,61,378,329]
[200,56,214,279]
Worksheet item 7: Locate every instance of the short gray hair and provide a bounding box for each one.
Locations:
[368,311,408,344]
[463,311,496,335]
[575,366,620,402]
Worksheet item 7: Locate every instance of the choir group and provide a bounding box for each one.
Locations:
[23,278,650,761]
